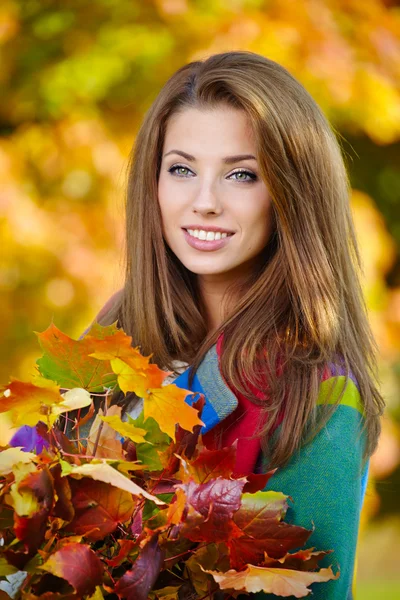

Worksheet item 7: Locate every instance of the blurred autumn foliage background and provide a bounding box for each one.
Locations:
[0,0,399,597]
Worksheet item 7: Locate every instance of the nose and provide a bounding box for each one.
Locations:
[192,180,223,216]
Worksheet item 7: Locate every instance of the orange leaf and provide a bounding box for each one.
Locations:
[35,322,119,393]
[167,487,187,525]
[144,384,204,441]
[0,378,62,427]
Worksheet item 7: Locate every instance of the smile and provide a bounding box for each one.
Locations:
[182,228,235,252]
[186,228,233,241]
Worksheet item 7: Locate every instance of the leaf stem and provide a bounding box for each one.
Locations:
[92,388,111,457]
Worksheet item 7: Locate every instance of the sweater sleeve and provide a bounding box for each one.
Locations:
[251,375,368,600]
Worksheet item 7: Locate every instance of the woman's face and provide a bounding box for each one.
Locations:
[158,105,273,282]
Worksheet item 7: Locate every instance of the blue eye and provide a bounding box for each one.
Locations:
[167,165,257,183]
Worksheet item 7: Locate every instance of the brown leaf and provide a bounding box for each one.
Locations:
[66,478,136,541]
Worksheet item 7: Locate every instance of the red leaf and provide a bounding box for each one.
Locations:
[228,491,312,569]
[13,467,55,551]
[178,477,247,543]
[51,464,74,522]
[115,535,164,600]
[241,469,277,494]
[66,478,136,541]
[186,444,237,483]
[41,543,103,597]
[14,508,48,552]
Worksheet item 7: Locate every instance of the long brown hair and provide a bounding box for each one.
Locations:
[98,50,384,469]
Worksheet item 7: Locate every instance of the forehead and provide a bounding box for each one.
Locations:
[164,106,256,152]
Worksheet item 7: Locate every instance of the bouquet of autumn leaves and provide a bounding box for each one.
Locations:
[0,322,338,599]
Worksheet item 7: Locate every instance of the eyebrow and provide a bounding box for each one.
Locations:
[163,149,257,164]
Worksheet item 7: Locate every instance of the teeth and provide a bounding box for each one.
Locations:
[186,229,231,241]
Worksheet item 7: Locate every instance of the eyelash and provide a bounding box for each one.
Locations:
[167,164,258,183]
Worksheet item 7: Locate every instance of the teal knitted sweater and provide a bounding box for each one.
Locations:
[173,343,368,600]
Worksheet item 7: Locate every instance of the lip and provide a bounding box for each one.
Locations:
[182,228,234,252]
[182,225,235,234]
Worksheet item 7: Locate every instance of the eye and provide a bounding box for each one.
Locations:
[229,169,258,183]
[167,164,258,183]
[168,165,194,177]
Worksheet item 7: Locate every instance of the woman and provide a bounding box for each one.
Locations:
[83,51,384,599]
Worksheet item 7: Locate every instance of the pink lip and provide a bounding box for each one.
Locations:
[182,229,234,252]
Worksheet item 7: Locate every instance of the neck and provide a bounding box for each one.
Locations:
[198,274,239,334]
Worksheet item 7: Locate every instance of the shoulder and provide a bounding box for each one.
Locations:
[96,288,124,322]
[318,360,364,417]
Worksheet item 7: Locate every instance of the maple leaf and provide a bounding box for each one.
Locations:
[99,414,147,443]
[88,329,172,396]
[160,394,206,477]
[66,478,136,541]
[202,563,339,597]
[0,377,62,427]
[41,542,104,597]
[114,535,164,600]
[228,491,312,569]
[144,384,204,442]
[63,460,166,505]
[35,322,119,393]
[180,444,237,484]
[130,414,171,471]
[177,477,247,543]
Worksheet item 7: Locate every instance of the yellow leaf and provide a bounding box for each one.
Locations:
[0,556,18,577]
[9,462,40,516]
[0,377,62,427]
[99,414,147,443]
[51,388,92,416]
[144,384,203,442]
[202,563,339,597]
[110,357,150,397]
[88,586,105,600]
[64,461,166,505]
[0,447,36,476]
